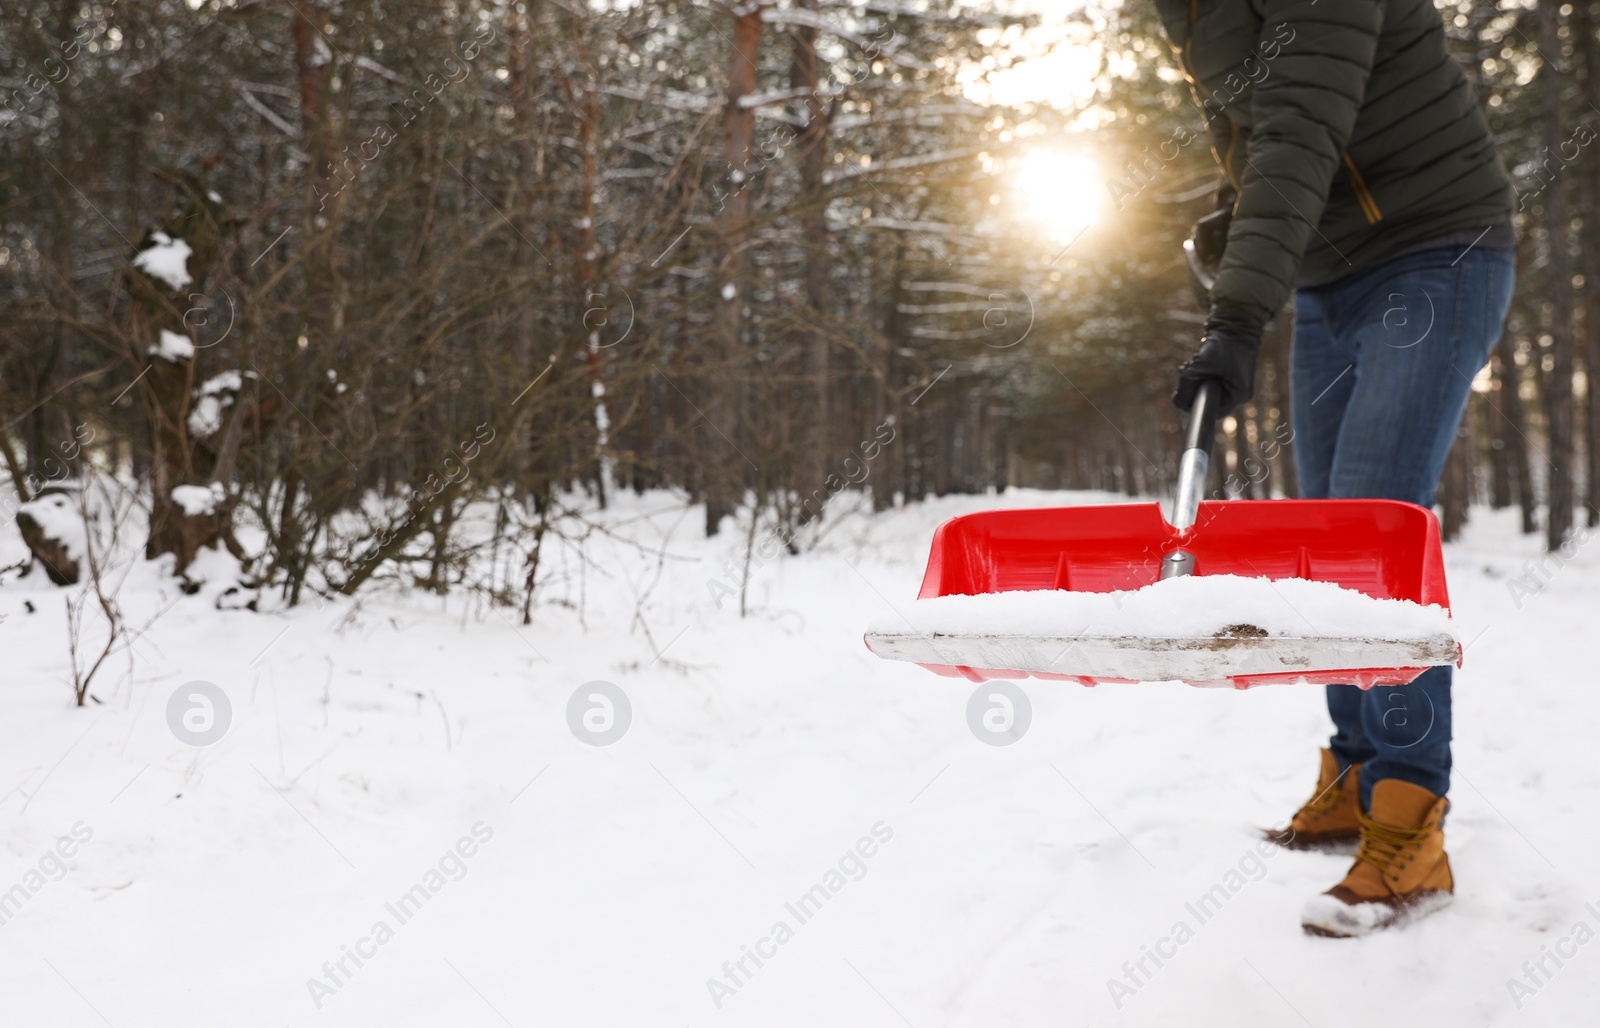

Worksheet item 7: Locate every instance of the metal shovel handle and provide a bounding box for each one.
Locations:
[1183,237,1217,295]
[1161,380,1220,579]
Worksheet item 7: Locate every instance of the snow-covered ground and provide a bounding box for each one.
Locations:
[2,488,1596,1026]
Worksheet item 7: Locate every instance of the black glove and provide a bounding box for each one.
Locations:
[1174,303,1268,416]
[1185,205,1232,310]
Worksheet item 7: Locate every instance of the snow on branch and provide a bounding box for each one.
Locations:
[353,55,408,86]
[855,1,1021,27]
[901,281,1004,296]
[906,326,1011,341]
[237,87,298,137]
[133,233,193,292]
[832,102,989,132]
[739,85,844,109]
[823,147,981,184]
[761,7,931,71]
[899,300,1009,315]
[819,0,953,18]
[602,84,713,114]
[864,217,979,237]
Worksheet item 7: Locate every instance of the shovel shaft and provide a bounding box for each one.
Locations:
[1170,380,1220,530]
[1162,380,1220,579]
[1169,448,1210,531]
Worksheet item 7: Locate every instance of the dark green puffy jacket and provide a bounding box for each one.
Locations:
[1154,0,1514,316]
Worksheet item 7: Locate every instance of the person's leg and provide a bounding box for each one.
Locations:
[1289,284,1376,771]
[1321,245,1515,807]
[1358,664,1452,800]
[1325,683,1376,770]
[1289,286,1356,501]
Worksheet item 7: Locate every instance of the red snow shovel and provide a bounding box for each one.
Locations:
[864,382,1461,688]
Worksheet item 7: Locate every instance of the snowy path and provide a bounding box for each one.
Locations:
[1,490,1596,1026]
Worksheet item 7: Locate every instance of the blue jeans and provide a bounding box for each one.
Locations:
[1290,244,1514,808]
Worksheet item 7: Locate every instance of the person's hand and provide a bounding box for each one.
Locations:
[1173,303,1268,415]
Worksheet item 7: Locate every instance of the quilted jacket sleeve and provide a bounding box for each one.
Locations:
[1210,0,1385,316]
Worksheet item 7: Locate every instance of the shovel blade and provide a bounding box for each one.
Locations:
[870,498,1456,687]
[863,627,1458,688]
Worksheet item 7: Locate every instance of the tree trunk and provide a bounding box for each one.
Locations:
[1496,333,1540,533]
[577,84,611,508]
[1488,393,1514,510]
[130,181,234,572]
[508,0,551,501]
[1577,0,1600,524]
[1540,0,1576,548]
[705,5,765,536]
[874,239,904,512]
[290,0,332,173]
[1438,420,1471,542]
[792,1,832,515]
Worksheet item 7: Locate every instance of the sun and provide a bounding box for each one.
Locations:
[1013,148,1104,246]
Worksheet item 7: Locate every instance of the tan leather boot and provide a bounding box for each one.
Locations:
[1263,748,1362,851]
[1300,778,1454,937]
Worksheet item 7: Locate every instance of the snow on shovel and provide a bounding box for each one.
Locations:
[864,382,1461,688]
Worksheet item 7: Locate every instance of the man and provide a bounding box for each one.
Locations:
[1154,0,1516,936]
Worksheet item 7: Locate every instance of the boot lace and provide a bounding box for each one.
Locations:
[1355,813,1425,879]
[1302,767,1351,815]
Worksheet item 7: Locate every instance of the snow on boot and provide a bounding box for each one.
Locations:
[1263,748,1361,851]
[1300,778,1454,938]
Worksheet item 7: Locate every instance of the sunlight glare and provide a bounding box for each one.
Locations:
[1014,149,1103,246]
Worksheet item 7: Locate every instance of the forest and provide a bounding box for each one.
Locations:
[0,0,1592,613]
[9,5,1600,1025]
